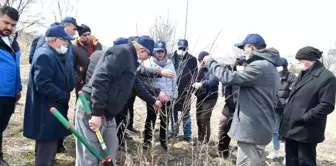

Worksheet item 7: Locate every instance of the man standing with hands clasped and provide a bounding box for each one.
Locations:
[202,34,281,166]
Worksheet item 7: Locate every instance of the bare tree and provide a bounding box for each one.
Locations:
[149,14,177,54]
[0,0,45,33]
[51,0,79,22]
[322,46,336,74]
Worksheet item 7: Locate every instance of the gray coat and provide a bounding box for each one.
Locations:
[205,48,281,145]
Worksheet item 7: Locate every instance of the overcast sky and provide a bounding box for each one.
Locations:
[37,0,336,60]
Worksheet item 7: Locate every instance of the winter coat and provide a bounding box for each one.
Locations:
[72,36,102,84]
[82,44,161,120]
[23,43,75,141]
[83,50,160,108]
[205,48,281,145]
[142,56,178,101]
[29,35,42,64]
[194,68,219,101]
[0,35,22,97]
[168,51,198,111]
[280,61,336,143]
[276,70,297,110]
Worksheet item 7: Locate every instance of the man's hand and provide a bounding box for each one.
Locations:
[159,91,169,103]
[160,69,175,78]
[16,91,22,102]
[192,82,203,90]
[89,116,102,132]
[152,100,162,110]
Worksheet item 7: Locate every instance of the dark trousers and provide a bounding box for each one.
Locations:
[35,140,58,166]
[285,138,317,166]
[126,94,136,129]
[144,102,171,143]
[218,105,233,152]
[196,98,217,143]
[115,105,128,145]
[0,97,16,155]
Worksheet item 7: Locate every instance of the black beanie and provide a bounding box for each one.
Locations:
[78,24,91,36]
[295,46,323,61]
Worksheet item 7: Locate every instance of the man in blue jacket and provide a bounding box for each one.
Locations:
[23,25,75,166]
[0,6,21,165]
[193,51,219,144]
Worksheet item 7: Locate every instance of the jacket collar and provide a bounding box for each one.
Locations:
[289,61,324,99]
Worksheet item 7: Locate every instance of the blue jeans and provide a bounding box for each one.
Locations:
[272,109,283,150]
[171,110,192,138]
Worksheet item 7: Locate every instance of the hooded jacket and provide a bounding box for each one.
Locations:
[205,48,281,145]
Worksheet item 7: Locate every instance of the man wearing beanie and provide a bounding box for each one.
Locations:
[202,34,281,165]
[280,46,336,166]
[72,24,102,100]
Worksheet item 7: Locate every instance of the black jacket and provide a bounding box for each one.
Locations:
[82,43,138,119]
[222,65,239,118]
[276,70,297,109]
[195,68,219,101]
[280,61,336,143]
[83,47,160,119]
[72,37,102,84]
[168,51,198,111]
[29,35,42,64]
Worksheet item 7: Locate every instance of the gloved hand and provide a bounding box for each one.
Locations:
[192,82,203,90]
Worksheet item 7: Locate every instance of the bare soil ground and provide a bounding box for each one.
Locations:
[2,45,336,166]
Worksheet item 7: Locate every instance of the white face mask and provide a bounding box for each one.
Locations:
[177,50,187,56]
[236,66,245,72]
[56,45,68,54]
[297,63,308,71]
[277,66,284,72]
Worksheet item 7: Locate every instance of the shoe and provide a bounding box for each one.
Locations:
[143,141,151,150]
[183,137,191,142]
[57,145,66,153]
[127,127,140,134]
[160,141,168,150]
[266,150,280,159]
[209,148,230,159]
[124,132,133,140]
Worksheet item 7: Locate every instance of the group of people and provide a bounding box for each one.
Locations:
[0,6,335,166]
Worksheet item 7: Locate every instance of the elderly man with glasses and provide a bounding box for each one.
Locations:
[23,25,76,166]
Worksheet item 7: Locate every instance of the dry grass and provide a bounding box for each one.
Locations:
[2,42,336,166]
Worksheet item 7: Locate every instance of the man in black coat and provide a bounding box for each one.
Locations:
[279,46,336,166]
[168,39,198,142]
[75,35,163,164]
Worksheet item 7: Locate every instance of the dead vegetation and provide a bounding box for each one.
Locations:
[2,41,336,166]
